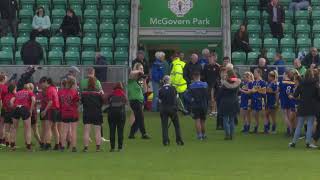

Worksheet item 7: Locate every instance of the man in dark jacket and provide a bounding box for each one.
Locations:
[183,54,202,85]
[203,53,220,115]
[267,0,285,38]
[251,58,270,81]
[59,9,81,37]
[21,32,44,65]
[94,52,108,82]
[132,50,149,75]
[0,0,18,37]
[302,47,320,69]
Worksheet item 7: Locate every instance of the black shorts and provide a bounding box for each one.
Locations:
[1,109,5,118]
[4,111,13,124]
[12,106,31,121]
[191,108,207,120]
[62,118,78,123]
[83,113,103,126]
[31,110,38,125]
[40,109,61,122]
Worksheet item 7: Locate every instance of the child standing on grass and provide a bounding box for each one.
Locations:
[249,68,266,134]
[59,78,79,152]
[189,71,209,140]
[279,70,296,136]
[217,70,241,140]
[265,71,278,134]
[3,84,16,147]
[239,72,254,133]
[107,83,127,152]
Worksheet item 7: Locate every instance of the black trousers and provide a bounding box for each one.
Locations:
[269,22,284,39]
[31,29,50,37]
[313,113,320,142]
[129,100,146,136]
[160,107,182,143]
[0,19,17,37]
[108,108,126,149]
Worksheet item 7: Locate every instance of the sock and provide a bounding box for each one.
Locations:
[264,124,269,133]
[96,145,101,150]
[272,124,276,132]
[60,146,65,151]
[267,122,271,131]
[197,133,203,139]
[254,126,258,133]
[286,128,290,135]
[26,144,31,150]
[5,141,9,147]
[247,125,251,132]
[0,139,3,144]
[242,125,246,131]
[10,142,15,148]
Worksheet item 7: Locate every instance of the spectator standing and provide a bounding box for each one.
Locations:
[132,50,149,75]
[302,47,320,69]
[267,0,285,38]
[0,0,18,37]
[151,51,166,112]
[232,25,252,53]
[203,53,220,115]
[294,58,307,76]
[20,32,44,65]
[32,7,51,37]
[59,9,81,38]
[94,52,108,82]
[199,48,210,67]
[251,58,270,81]
[183,54,202,85]
[273,53,286,81]
[289,0,311,12]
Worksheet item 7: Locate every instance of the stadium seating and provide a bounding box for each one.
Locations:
[0,0,131,65]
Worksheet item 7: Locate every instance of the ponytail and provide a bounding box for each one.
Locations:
[88,76,97,90]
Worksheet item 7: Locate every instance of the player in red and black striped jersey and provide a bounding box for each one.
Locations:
[2,84,16,147]
[0,73,8,146]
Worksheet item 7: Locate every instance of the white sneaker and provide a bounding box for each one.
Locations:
[101,137,110,142]
[309,144,318,149]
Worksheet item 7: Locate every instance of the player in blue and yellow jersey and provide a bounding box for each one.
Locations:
[249,68,266,134]
[278,70,296,136]
[265,70,278,134]
[240,72,254,133]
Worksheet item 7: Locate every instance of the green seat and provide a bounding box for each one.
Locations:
[0,51,13,64]
[263,23,271,34]
[69,0,83,10]
[314,38,320,48]
[16,36,29,50]
[231,24,240,34]
[99,37,113,48]
[312,0,320,6]
[81,51,95,65]
[101,50,113,60]
[19,9,33,23]
[65,51,80,65]
[85,0,99,7]
[249,38,262,50]
[115,37,128,47]
[281,52,295,62]
[51,9,66,20]
[296,38,311,51]
[246,0,259,6]
[295,10,310,24]
[18,23,32,36]
[231,10,245,21]
[266,52,275,61]
[72,7,83,18]
[246,10,260,23]
[231,52,246,65]
[84,9,98,23]
[116,0,130,5]
[100,9,115,20]
[48,51,63,65]
[116,33,128,38]
[312,10,320,22]
[51,22,62,33]
[20,0,35,9]
[114,50,127,65]
[82,37,97,51]
[247,52,259,64]
[66,37,81,51]
[280,38,295,52]
[262,11,269,22]
[36,0,50,12]
[50,36,64,51]
[296,24,310,37]
[83,23,97,37]
[36,37,48,50]
[116,9,130,19]
[263,38,278,51]
[118,5,129,10]
[115,23,129,33]
[230,0,244,6]
[247,24,261,34]
[1,37,15,51]
[100,23,114,36]
[101,0,115,8]
[15,51,23,65]
[231,6,242,11]
[52,0,67,9]
[285,10,294,23]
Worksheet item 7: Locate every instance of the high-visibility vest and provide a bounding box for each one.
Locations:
[170,58,187,93]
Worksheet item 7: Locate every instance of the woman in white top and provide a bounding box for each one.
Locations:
[31,7,51,37]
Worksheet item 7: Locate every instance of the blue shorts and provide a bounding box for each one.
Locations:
[251,98,263,111]
[240,102,249,110]
[266,104,276,110]
[281,102,295,111]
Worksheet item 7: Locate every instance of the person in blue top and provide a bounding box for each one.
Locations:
[188,71,209,140]
[273,53,286,82]
[151,51,166,112]
[265,70,278,134]
[249,68,267,133]
[239,72,254,133]
[198,48,210,67]
[278,70,296,136]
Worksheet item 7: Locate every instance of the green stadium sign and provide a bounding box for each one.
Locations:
[139,0,221,28]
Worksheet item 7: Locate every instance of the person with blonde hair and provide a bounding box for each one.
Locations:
[239,72,254,133]
[151,51,166,112]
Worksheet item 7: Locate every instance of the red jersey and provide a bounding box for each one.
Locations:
[46,86,60,109]
[14,90,35,109]
[58,89,79,119]
[3,93,15,112]
[0,84,8,100]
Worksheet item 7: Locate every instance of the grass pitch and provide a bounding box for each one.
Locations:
[0,112,319,180]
